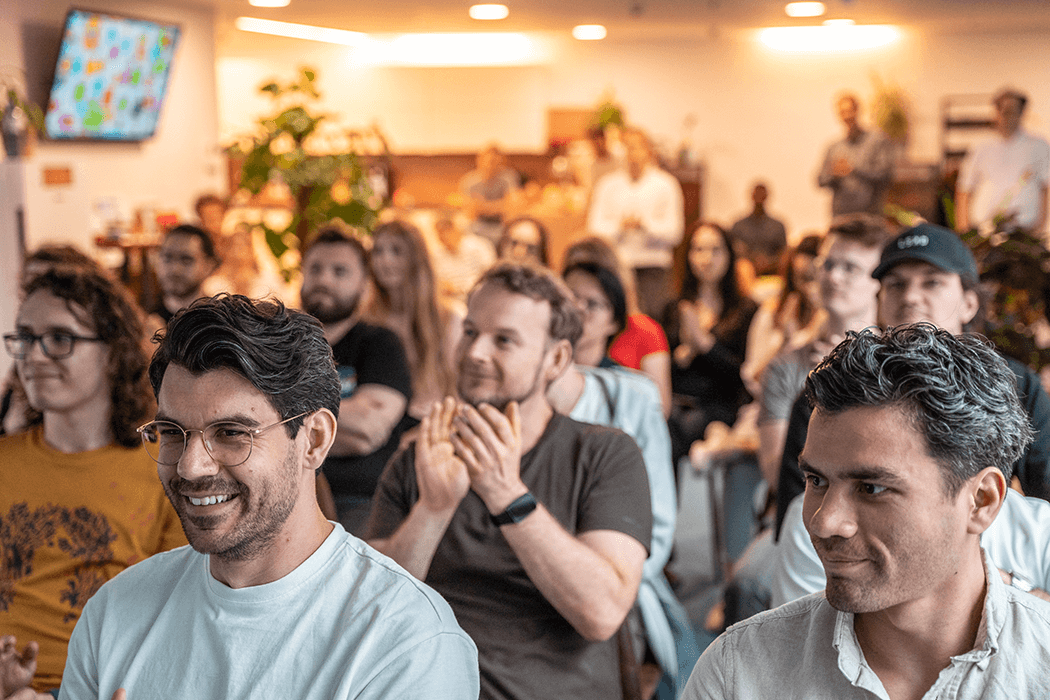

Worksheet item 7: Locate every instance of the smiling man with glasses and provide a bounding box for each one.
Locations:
[0,265,187,698]
[45,294,478,700]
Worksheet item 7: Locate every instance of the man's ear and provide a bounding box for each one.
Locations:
[544,338,574,384]
[965,466,1007,535]
[960,288,980,327]
[299,408,337,471]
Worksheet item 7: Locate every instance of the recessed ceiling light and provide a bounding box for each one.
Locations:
[572,24,607,40]
[785,2,826,18]
[469,4,510,20]
[823,18,855,26]
[760,24,900,52]
[249,0,290,7]
[234,17,366,45]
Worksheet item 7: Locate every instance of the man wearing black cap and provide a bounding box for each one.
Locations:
[775,223,1050,540]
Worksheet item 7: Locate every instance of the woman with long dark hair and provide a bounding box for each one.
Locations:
[662,222,758,462]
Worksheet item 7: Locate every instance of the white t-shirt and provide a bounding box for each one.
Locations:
[60,525,479,700]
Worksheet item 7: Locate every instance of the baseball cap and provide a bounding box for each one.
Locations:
[872,223,978,286]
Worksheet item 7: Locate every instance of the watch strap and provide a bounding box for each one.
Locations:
[490,492,537,526]
[1010,571,1036,593]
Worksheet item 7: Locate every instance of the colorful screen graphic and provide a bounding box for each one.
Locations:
[45,10,181,141]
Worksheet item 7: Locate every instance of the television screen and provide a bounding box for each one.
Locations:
[44,9,181,141]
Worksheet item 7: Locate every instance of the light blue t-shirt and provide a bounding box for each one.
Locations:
[569,366,682,678]
[60,525,479,700]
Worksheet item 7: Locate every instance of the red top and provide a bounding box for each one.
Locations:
[608,313,669,370]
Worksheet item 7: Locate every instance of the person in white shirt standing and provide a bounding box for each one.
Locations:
[587,128,684,318]
[956,87,1050,237]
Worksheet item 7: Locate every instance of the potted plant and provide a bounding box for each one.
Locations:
[227,67,382,279]
[1,69,45,158]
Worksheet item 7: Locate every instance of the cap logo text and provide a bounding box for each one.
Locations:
[897,234,929,250]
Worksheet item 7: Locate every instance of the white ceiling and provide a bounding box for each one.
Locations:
[201,0,1050,37]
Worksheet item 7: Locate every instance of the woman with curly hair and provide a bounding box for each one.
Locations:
[363,220,463,419]
[0,264,186,693]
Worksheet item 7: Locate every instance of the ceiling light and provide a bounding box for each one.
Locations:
[378,33,538,66]
[822,18,855,26]
[248,0,290,7]
[572,25,607,40]
[235,17,366,45]
[759,24,900,52]
[469,4,509,20]
[784,2,826,18]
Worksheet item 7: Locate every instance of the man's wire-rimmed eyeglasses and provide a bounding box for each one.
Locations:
[137,412,310,467]
[3,331,103,360]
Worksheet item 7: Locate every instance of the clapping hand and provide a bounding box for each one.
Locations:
[451,401,527,514]
[415,397,470,514]
[0,637,37,700]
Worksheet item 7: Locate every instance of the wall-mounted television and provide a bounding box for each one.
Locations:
[44,8,181,142]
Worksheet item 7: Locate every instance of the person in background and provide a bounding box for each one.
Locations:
[431,210,496,306]
[662,222,757,466]
[460,144,522,244]
[299,224,413,535]
[563,237,672,417]
[497,216,551,268]
[817,93,894,217]
[0,266,186,694]
[193,193,228,240]
[561,261,627,370]
[740,234,824,398]
[362,220,462,420]
[548,270,696,698]
[587,128,685,319]
[727,182,788,278]
[150,224,220,325]
[956,87,1049,237]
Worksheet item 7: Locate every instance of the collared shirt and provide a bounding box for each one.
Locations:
[587,165,685,269]
[958,128,1050,233]
[684,549,1050,699]
[817,128,894,216]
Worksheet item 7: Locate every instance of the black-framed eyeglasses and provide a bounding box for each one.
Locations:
[137,412,310,467]
[3,331,103,360]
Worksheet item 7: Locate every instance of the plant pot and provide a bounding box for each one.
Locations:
[2,105,28,158]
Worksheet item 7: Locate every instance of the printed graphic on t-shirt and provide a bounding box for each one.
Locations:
[0,503,117,621]
[338,366,357,400]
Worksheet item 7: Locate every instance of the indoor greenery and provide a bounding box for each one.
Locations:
[227,67,380,278]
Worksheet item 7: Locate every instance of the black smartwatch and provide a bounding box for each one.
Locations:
[490,492,538,526]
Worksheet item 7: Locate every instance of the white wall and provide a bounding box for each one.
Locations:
[215,22,1050,240]
[2,0,224,252]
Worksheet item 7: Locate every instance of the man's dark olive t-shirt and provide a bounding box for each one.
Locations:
[367,412,652,700]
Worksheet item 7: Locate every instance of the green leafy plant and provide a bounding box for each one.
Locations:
[1,68,46,157]
[870,74,910,142]
[227,68,381,279]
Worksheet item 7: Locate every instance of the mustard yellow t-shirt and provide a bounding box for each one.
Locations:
[0,426,188,691]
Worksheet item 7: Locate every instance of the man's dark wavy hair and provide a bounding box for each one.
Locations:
[21,266,153,447]
[149,294,340,436]
[805,323,1033,495]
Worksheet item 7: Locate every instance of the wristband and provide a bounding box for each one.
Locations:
[490,492,537,526]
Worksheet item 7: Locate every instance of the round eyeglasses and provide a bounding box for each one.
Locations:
[4,331,103,360]
[137,412,309,467]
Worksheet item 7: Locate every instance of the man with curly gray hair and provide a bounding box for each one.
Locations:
[684,324,1050,699]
